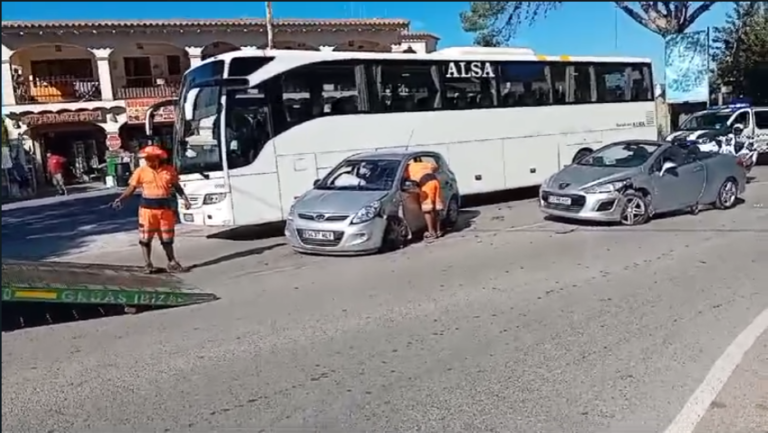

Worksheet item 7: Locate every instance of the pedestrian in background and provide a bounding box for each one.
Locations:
[46,150,67,196]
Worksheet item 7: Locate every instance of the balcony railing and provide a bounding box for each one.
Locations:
[13,76,102,105]
[115,76,182,100]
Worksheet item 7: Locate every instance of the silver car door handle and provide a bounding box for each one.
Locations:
[693,166,703,172]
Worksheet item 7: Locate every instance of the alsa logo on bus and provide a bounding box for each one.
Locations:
[445,62,496,78]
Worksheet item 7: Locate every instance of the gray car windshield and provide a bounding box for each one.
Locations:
[317,159,402,192]
[578,143,660,168]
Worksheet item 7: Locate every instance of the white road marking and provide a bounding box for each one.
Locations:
[663,307,768,433]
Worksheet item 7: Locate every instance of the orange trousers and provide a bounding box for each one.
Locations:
[138,207,176,244]
[419,179,444,212]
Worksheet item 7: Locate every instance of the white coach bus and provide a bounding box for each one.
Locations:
[146,47,656,227]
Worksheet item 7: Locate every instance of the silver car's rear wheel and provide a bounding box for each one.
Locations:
[619,191,650,226]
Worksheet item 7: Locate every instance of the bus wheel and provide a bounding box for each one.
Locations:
[380,217,407,253]
[572,149,593,164]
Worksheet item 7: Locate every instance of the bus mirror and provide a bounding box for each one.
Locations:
[144,98,176,136]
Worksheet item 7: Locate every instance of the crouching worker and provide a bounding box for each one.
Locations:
[406,159,444,242]
[111,146,192,273]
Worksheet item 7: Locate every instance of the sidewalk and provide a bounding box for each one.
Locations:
[692,329,768,433]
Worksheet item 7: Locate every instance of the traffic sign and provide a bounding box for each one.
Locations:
[106,133,122,150]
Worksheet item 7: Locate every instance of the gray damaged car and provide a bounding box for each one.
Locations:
[539,140,747,225]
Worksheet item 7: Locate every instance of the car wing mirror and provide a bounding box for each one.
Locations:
[402,179,419,191]
[312,179,320,187]
[660,161,678,176]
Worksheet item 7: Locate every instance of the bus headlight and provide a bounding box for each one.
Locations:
[203,193,227,205]
[351,201,381,224]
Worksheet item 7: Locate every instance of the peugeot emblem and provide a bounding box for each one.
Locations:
[313,214,326,222]
[558,182,570,190]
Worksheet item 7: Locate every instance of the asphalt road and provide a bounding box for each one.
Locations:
[2,172,768,433]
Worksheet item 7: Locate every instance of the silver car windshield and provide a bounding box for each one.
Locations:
[578,143,660,168]
[317,159,402,192]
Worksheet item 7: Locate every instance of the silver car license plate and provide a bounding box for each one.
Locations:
[548,195,572,205]
[303,230,334,240]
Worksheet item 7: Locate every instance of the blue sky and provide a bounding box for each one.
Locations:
[3,1,732,80]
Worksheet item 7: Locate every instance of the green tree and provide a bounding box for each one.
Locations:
[711,2,768,101]
[460,2,717,46]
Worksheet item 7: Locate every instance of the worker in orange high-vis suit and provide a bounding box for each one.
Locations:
[112,146,192,273]
[405,159,444,242]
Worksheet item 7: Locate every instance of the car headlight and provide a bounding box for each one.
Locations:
[581,180,629,194]
[286,203,296,220]
[202,193,227,205]
[698,137,710,144]
[351,201,381,224]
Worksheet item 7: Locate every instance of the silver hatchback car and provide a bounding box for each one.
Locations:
[285,150,461,255]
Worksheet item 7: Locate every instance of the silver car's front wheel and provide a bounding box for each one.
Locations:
[619,191,650,226]
[714,178,738,210]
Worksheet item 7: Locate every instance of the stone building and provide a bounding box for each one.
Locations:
[0,18,439,183]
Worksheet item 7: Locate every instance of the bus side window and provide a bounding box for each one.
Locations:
[498,62,552,107]
[282,62,364,123]
[549,64,567,105]
[568,63,594,103]
[443,64,498,110]
[374,62,440,113]
[594,64,631,102]
[630,64,653,102]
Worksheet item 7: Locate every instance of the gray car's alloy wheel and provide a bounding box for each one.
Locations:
[380,217,407,253]
[714,178,738,210]
[619,191,650,226]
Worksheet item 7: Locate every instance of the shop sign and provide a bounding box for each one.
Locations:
[19,110,105,126]
[126,98,177,124]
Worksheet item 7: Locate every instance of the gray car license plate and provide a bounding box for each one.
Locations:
[303,230,334,240]
[547,195,572,205]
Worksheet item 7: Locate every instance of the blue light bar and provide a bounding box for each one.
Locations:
[707,102,751,112]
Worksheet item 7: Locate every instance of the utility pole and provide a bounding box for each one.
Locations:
[265,1,275,49]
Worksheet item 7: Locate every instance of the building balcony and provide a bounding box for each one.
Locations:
[12,76,102,105]
[114,76,182,100]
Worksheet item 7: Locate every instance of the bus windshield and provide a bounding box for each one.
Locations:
[175,59,273,176]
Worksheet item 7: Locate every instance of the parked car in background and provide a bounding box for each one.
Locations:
[285,150,461,255]
[539,140,747,225]
[666,103,768,153]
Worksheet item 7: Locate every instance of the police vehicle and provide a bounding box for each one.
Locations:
[665,103,768,152]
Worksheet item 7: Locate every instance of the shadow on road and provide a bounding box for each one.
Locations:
[1,192,138,261]
[188,242,285,270]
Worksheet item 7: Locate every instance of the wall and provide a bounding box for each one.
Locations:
[11,45,98,79]
[109,42,191,89]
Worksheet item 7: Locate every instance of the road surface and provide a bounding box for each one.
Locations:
[2,170,768,433]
